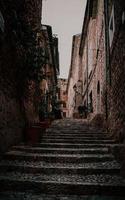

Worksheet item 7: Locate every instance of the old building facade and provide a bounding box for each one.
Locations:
[38,25,59,120]
[106,0,125,140]
[67,34,83,118]
[79,0,125,137]
[67,0,125,140]
[79,0,105,123]
[58,78,68,118]
[0,0,60,152]
[0,0,43,152]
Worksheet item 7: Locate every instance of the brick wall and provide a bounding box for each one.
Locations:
[107,0,125,141]
[81,0,105,125]
[0,0,42,152]
[67,34,82,117]
[0,90,24,153]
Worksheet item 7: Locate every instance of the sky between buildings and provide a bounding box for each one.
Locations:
[42,0,87,79]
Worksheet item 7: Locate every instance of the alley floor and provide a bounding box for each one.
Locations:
[0,119,125,199]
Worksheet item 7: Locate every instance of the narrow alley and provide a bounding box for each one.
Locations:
[0,119,125,199]
[0,0,125,199]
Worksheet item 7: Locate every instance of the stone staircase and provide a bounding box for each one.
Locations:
[0,119,125,200]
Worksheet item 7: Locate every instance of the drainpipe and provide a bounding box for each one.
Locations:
[86,31,89,117]
[104,0,110,120]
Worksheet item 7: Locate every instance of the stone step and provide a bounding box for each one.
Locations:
[46,130,107,134]
[49,124,103,129]
[44,133,109,138]
[0,192,125,200]
[41,139,116,144]
[3,151,114,162]
[0,172,125,195]
[36,143,119,149]
[12,146,109,154]
[0,162,120,175]
[0,160,120,170]
[42,136,111,140]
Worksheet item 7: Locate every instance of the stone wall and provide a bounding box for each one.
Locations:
[58,78,68,118]
[0,0,42,153]
[107,0,125,141]
[0,2,24,152]
[0,90,24,153]
[67,34,82,117]
[81,0,105,125]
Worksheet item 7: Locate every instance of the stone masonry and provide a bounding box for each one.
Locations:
[0,0,42,152]
[0,119,125,199]
[107,0,125,141]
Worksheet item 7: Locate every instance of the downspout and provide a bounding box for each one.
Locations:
[104,0,110,120]
[86,31,89,116]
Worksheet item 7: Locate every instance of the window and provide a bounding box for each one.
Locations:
[63,102,66,108]
[88,91,93,113]
[63,112,66,118]
[90,0,98,19]
[0,11,4,33]
[97,81,100,95]
[122,11,125,25]
[88,49,93,76]
[109,4,115,47]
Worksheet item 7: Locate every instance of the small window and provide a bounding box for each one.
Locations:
[97,81,100,95]
[0,11,4,33]
[63,112,66,118]
[88,91,93,113]
[90,0,98,19]
[122,11,125,25]
[63,102,66,108]
[109,4,115,47]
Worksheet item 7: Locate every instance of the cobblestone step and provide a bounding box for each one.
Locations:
[12,146,109,154]
[0,119,124,198]
[0,163,120,175]
[46,130,107,134]
[36,143,119,149]
[3,151,114,163]
[42,136,111,140]
[44,134,109,138]
[41,139,116,144]
[0,192,125,200]
[0,173,125,195]
[0,160,120,169]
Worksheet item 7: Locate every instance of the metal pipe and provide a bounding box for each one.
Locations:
[86,31,89,116]
[104,0,110,120]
